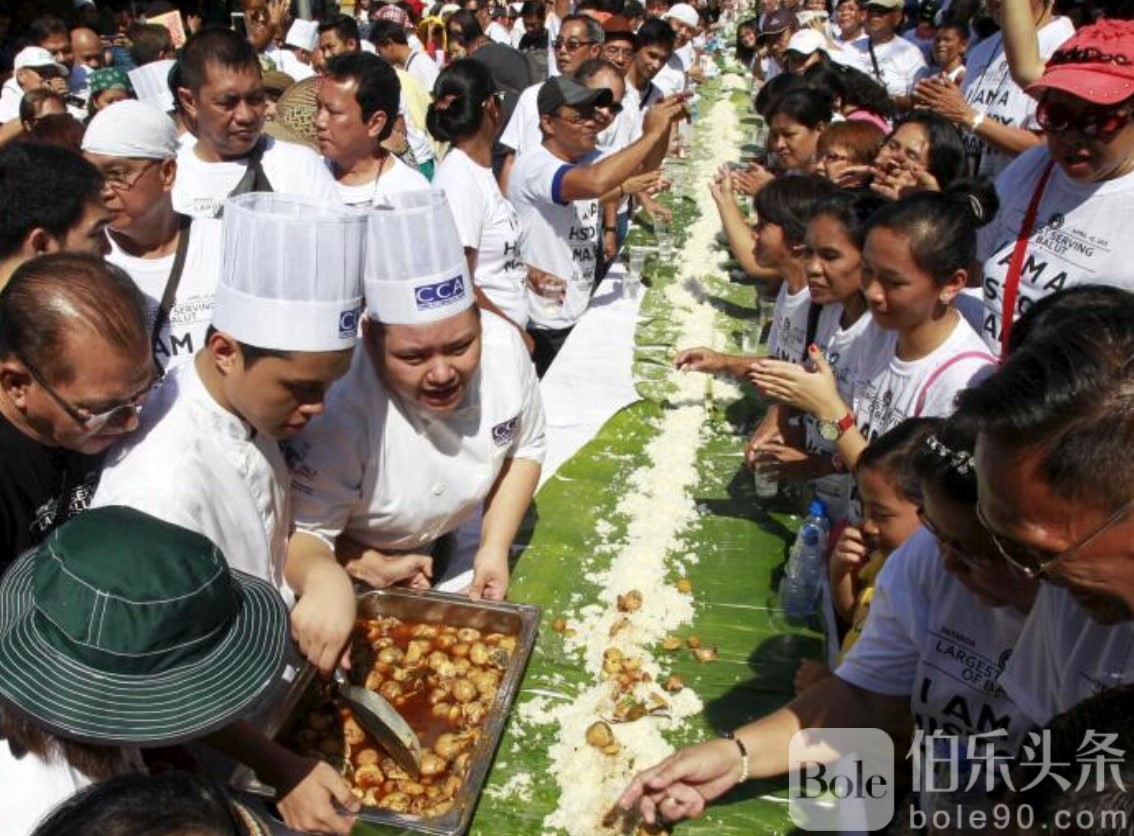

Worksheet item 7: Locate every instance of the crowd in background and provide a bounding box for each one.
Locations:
[0,0,1133,833]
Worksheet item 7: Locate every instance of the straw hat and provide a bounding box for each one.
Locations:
[264,75,320,151]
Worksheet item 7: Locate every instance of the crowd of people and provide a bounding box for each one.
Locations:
[0,0,1132,833]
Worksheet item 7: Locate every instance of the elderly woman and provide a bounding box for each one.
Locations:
[975,19,1134,355]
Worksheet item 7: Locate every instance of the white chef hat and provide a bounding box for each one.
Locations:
[214,194,369,352]
[364,190,474,325]
[285,19,320,52]
[128,59,177,113]
[82,100,179,160]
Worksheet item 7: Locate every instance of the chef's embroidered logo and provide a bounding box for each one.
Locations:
[491,417,518,447]
[339,305,362,338]
[414,275,466,310]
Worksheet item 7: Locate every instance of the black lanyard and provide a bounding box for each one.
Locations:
[152,215,193,349]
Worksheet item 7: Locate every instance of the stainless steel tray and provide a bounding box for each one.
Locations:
[230,587,540,836]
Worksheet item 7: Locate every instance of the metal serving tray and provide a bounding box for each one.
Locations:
[230,587,540,835]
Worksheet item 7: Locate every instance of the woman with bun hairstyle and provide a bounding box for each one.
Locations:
[429,59,532,346]
[749,182,999,473]
[765,87,834,176]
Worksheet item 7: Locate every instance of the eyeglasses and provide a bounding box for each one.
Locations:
[1036,97,1134,139]
[552,37,595,50]
[102,160,159,192]
[975,497,1134,579]
[18,352,163,431]
[597,100,625,115]
[554,108,600,125]
[918,508,993,567]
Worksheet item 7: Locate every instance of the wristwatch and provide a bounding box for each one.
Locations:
[817,412,855,442]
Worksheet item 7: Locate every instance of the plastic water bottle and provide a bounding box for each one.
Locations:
[781,500,830,618]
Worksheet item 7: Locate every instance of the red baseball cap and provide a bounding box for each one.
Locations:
[1026,19,1134,106]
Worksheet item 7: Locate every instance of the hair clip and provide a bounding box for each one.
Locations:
[924,434,975,477]
[434,93,458,111]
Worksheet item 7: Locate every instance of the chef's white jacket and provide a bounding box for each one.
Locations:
[287,313,546,553]
[92,361,292,601]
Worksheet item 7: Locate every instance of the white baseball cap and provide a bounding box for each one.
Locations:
[786,28,828,55]
[14,46,68,77]
[663,3,700,30]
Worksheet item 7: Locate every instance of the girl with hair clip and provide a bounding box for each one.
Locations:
[748,182,998,475]
[428,59,533,351]
[616,410,1039,829]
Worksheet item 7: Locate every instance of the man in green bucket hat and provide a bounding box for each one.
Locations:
[0,506,358,835]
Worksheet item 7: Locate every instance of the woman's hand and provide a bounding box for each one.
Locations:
[337,536,433,590]
[709,164,736,206]
[913,76,974,127]
[747,347,845,418]
[871,156,940,200]
[733,162,774,196]
[470,545,509,601]
[744,407,786,469]
[618,738,741,826]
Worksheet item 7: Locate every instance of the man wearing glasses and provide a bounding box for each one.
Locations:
[958,294,1134,726]
[499,13,603,166]
[0,254,153,575]
[508,76,686,374]
[84,100,226,372]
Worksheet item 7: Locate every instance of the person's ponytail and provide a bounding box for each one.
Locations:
[425,58,495,145]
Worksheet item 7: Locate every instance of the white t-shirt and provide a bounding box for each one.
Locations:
[805,306,872,519]
[837,527,1031,769]
[172,135,340,220]
[998,585,1134,725]
[652,54,687,97]
[844,316,995,444]
[961,17,1073,179]
[487,20,513,44]
[0,77,22,124]
[329,154,430,207]
[265,45,316,81]
[508,144,601,330]
[0,742,93,836]
[404,48,440,94]
[841,35,928,97]
[434,148,529,327]
[977,146,1134,354]
[287,312,546,553]
[766,282,813,363]
[499,82,543,157]
[93,362,293,601]
[105,219,224,372]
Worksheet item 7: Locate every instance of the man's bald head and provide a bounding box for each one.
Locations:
[71,27,104,69]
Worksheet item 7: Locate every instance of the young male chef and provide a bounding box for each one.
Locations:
[286,189,546,602]
[93,193,367,674]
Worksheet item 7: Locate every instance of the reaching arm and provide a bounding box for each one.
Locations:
[470,457,541,600]
[1001,0,1047,89]
[557,96,688,202]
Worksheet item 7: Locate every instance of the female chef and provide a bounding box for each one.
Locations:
[285,189,546,607]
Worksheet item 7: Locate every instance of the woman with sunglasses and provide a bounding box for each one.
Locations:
[976,19,1134,357]
[429,60,532,349]
[616,414,1036,827]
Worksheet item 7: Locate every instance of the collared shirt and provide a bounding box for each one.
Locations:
[287,313,546,552]
[93,362,292,600]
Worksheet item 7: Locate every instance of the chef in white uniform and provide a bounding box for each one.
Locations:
[93,192,368,673]
[286,189,547,601]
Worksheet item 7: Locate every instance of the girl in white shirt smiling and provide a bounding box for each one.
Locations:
[750,183,998,472]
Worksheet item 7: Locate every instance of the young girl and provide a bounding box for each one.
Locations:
[794,417,934,693]
[677,174,837,375]
[749,183,998,473]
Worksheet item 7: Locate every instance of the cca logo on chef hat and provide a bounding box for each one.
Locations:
[414,275,467,311]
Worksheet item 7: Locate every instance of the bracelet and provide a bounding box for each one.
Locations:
[969,109,986,133]
[724,732,750,784]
